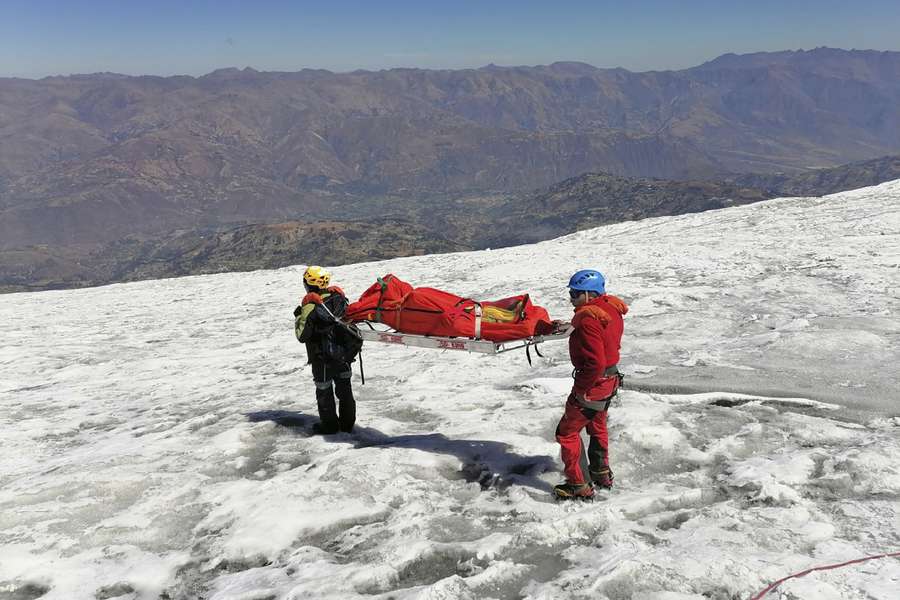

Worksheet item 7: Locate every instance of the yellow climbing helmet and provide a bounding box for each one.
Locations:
[303,265,331,288]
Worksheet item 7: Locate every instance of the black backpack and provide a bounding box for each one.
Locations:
[319,293,364,364]
[322,321,364,364]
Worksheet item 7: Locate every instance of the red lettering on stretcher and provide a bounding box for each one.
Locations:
[378,333,404,344]
[438,340,467,350]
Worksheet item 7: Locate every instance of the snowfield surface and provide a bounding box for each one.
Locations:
[2,181,900,599]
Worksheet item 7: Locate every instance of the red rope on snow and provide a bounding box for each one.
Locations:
[749,551,900,600]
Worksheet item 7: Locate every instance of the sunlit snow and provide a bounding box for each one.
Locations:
[2,181,899,599]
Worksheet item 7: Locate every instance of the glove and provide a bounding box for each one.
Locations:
[302,292,323,305]
[573,391,589,402]
[551,319,569,333]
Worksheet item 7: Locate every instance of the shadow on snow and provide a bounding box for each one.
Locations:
[246,410,555,494]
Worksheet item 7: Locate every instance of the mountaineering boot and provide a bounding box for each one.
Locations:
[590,467,614,490]
[553,481,595,500]
[312,421,339,435]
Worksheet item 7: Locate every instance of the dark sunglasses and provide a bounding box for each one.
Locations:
[569,289,585,299]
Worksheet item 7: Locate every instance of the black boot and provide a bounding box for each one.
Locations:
[553,481,595,500]
[312,421,339,435]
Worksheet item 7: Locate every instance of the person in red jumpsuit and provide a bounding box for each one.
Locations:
[554,269,628,500]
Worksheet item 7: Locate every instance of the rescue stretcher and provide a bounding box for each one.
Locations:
[356,321,573,361]
[343,273,572,362]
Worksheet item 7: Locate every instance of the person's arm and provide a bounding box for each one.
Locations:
[572,319,607,399]
[295,304,318,342]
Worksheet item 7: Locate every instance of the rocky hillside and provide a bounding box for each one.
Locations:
[476,175,771,247]
[730,154,900,197]
[0,219,464,292]
[6,154,899,293]
[484,153,900,247]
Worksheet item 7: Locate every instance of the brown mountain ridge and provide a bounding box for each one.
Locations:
[3,48,900,251]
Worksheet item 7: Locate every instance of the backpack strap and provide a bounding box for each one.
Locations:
[372,277,388,323]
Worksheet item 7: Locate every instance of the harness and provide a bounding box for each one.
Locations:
[571,364,624,412]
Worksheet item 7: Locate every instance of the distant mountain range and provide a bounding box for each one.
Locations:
[1,48,899,291]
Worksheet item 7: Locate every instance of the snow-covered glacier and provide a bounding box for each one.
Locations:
[1,181,899,599]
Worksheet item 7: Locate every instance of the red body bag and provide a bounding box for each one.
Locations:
[345,274,554,342]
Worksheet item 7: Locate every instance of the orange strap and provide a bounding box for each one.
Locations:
[750,551,900,599]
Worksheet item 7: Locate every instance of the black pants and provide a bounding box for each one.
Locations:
[311,360,355,433]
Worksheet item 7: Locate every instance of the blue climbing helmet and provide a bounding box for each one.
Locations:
[568,269,606,294]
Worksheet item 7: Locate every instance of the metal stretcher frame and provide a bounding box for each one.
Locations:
[357,323,574,355]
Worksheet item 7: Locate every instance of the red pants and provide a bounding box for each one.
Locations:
[555,395,609,484]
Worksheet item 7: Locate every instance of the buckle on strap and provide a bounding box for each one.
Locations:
[572,364,620,380]
[605,365,624,388]
[473,303,482,340]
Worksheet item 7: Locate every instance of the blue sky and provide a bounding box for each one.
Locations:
[2,0,899,78]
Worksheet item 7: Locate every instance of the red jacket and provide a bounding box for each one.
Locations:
[569,294,628,401]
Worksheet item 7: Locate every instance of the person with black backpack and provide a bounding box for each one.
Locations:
[294,266,362,434]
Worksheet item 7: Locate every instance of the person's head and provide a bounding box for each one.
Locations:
[303,265,331,292]
[567,269,605,306]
